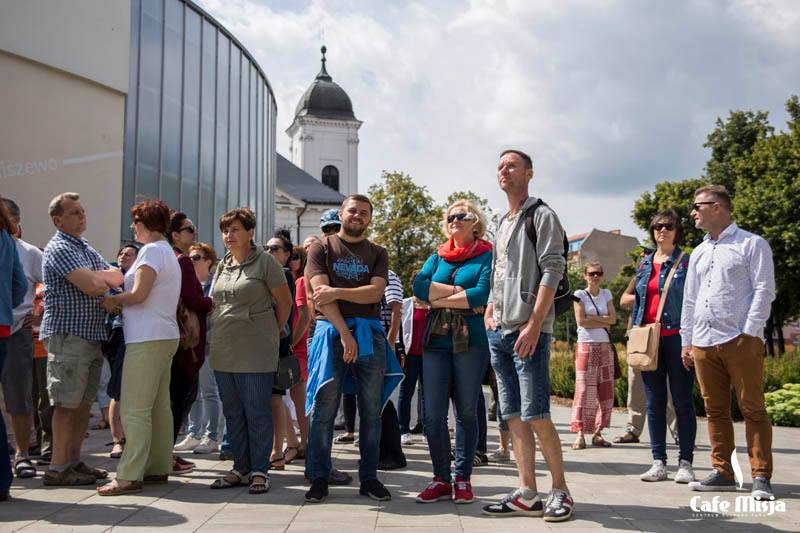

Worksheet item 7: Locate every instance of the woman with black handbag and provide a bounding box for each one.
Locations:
[631,209,695,484]
[570,262,617,450]
[265,230,301,470]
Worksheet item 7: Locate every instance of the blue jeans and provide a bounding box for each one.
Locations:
[488,329,552,421]
[0,339,12,494]
[307,328,386,482]
[423,345,489,482]
[214,371,274,474]
[187,357,222,441]
[398,355,423,434]
[641,334,696,463]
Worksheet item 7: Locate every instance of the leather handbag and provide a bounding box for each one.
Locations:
[274,351,301,391]
[627,252,685,371]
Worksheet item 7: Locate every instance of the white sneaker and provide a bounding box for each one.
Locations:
[489,447,511,463]
[400,433,414,445]
[173,435,201,452]
[640,460,668,482]
[193,437,220,454]
[674,460,695,484]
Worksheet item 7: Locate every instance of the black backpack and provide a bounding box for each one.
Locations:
[523,199,574,317]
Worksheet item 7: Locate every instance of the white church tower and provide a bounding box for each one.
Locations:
[287,46,362,196]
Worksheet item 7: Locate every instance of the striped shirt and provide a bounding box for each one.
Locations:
[381,270,404,331]
[40,230,111,342]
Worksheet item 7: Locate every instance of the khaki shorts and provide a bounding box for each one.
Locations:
[45,333,103,409]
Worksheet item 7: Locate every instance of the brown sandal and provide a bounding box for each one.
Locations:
[97,479,143,496]
[591,435,613,448]
[270,456,285,470]
[612,432,640,444]
[283,446,300,464]
[571,437,586,450]
[110,439,125,459]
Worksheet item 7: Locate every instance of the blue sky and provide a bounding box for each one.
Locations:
[198,0,800,239]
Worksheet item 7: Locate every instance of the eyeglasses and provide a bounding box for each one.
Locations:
[321,225,339,234]
[177,225,196,234]
[587,271,604,277]
[447,212,476,223]
[652,223,675,232]
[189,254,206,262]
[690,201,716,211]
[266,245,286,253]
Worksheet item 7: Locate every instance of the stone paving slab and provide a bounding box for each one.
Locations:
[2,401,798,532]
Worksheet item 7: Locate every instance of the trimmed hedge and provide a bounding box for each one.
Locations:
[550,345,800,426]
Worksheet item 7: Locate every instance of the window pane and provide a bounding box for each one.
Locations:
[122,0,141,238]
[160,0,183,208]
[214,35,230,251]
[199,19,216,244]
[136,0,163,200]
[181,8,201,218]
[239,53,249,207]
[249,64,257,217]
[228,46,240,209]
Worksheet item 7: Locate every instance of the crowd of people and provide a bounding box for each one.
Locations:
[0,149,779,521]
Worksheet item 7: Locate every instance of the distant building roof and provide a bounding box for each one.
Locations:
[276,154,345,204]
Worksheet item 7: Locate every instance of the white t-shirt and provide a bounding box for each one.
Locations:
[575,288,613,343]
[122,240,182,343]
[12,239,43,333]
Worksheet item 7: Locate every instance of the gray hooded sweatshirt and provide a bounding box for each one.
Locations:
[490,196,566,335]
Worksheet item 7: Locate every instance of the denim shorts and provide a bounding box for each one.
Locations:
[487,328,552,422]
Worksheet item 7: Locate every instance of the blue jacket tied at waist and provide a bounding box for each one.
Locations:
[305,317,404,416]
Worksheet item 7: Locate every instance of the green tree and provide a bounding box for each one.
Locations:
[444,190,501,240]
[732,96,800,354]
[368,171,442,295]
[704,110,773,193]
[631,178,708,248]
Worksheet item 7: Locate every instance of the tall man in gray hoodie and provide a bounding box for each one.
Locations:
[482,150,573,522]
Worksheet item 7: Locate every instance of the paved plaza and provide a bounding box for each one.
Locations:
[2,401,798,532]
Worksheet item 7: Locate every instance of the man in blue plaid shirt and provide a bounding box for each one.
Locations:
[40,192,123,486]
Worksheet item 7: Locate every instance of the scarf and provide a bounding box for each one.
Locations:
[437,238,492,263]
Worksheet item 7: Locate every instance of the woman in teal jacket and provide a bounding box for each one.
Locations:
[412,200,492,505]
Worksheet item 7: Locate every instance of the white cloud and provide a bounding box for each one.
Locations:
[198,0,800,239]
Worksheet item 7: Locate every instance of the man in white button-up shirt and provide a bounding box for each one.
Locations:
[680,185,776,501]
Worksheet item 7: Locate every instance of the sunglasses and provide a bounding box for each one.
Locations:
[189,254,206,262]
[266,244,286,253]
[291,253,300,261]
[177,225,196,234]
[587,271,604,277]
[447,212,476,223]
[690,201,716,211]
[652,223,675,232]
[321,225,339,234]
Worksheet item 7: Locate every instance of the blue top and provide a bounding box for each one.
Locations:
[1,230,27,328]
[631,247,690,334]
[413,250,493,350]
[305,317,404,416]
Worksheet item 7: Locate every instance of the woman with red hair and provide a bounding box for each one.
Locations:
[97,200,182,496]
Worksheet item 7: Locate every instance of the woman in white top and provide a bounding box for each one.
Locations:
[570,261,617,450]
[97,200,181,496]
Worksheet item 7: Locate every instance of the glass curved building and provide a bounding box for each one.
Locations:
[1,0,276,256]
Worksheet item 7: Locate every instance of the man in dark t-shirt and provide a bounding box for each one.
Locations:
[304,194,393,504]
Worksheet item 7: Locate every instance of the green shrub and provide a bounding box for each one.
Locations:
[765,383,800,427]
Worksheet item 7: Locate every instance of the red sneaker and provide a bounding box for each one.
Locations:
[171,455,195,475]
[453,476,474,504]
[416,476,452,503]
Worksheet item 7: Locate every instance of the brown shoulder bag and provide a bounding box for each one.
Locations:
[626,252,685,371]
